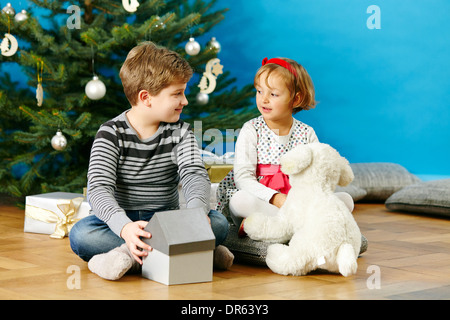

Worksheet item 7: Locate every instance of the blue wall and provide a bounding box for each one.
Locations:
[211,0,450,178]
[3,0,449,178]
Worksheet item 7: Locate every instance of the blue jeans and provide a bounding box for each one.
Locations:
[69,209,229,262]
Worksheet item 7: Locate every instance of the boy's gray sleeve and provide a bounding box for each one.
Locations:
[87,126,132,237]
[175,125,210,215]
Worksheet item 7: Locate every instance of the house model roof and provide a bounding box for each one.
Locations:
[143,208,216,255]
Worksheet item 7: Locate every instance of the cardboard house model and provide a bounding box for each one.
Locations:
[142,208,216,285]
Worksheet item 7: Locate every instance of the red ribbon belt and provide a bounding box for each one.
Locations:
[257,164,291,194]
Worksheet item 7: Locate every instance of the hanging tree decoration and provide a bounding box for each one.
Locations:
[1,3,15,15]
[1,11,18,57]
[36,60,44,106]
[14,9,28,22]
[122,0,140,13]
[85,75,106,100]
[197,58,224,105]
[185,37,201,56]
[207,37,221,53]
[184,24,201,56]
[0,33,18,57]
[85,46,106,100]
[51,129,67,151]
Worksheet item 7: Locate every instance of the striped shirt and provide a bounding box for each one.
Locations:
[87,110,210,236]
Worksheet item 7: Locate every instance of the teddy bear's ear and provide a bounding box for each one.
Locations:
[338,158,354,186]
[281,145,313,175]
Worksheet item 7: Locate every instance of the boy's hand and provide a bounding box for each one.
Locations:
[120,221,152,265]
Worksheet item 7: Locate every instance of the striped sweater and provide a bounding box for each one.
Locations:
[87,110,210,236]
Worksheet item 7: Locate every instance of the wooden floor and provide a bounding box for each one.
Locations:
[1,203,449,300]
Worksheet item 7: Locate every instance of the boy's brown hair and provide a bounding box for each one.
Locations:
[120,41,193,106]
[254,57,317,114]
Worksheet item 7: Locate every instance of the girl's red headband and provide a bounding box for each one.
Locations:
[262,57,298,78]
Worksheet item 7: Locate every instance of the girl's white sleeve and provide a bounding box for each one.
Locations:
[308,127,319,143]
[233,122,278,203]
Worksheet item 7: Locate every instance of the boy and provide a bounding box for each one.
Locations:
[69,42,233,280]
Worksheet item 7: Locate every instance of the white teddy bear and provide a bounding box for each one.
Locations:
[243,143,362,277]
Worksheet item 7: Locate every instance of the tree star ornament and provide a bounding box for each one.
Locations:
[1,33,18,57]
[122,0,139,13]
[198,58,223,94]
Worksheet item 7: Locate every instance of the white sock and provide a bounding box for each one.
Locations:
[88,244,136,280]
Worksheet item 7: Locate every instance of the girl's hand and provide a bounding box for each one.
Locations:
[120,221,152,265]
[270,193,287,208]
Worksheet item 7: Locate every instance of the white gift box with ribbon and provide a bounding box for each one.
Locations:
[24,192,91,239]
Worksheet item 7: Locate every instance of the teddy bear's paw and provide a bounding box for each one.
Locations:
[243,213,268,240]
[266,243,308,276]
[244,214,290,242]
[266,244,291,275]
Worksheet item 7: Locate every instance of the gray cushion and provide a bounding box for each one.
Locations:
[385,179,450,218]
[349,163,421,202]
[335,185,367,202]
[223,225,268,266]
[223,226,369,266]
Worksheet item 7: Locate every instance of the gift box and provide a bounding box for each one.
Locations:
[142,208,215,285]
[205,164,233,183]
[202,150,234,183]
[24,192,91,239]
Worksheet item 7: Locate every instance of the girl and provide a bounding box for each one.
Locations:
[228,57,354,236]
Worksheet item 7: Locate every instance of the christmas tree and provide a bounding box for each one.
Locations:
[0,0,257,202]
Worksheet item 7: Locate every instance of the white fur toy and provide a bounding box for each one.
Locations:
[244,143,362,277]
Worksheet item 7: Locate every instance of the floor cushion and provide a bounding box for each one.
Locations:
[385,179,450,218]
[349,163,421,202]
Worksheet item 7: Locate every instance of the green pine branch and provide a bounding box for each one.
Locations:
[0,0,255,202]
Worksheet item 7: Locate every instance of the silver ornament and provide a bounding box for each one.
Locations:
[85,75,106,100]
[196,92,209,105]
[15,9,28,22]
[185,37,200,56]
[51,130,67,151]
[2,3,15,15]
[208,37,221,53]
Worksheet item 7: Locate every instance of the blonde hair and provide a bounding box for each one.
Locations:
[254,57,317,113]
[119,41,193,106]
